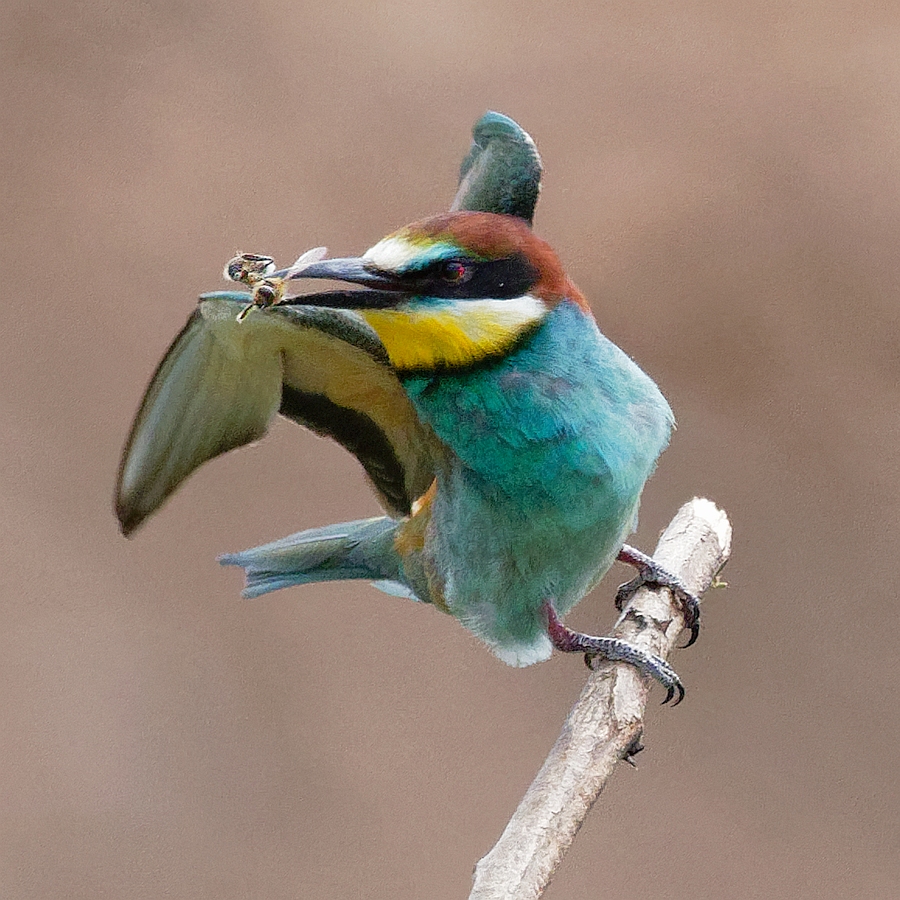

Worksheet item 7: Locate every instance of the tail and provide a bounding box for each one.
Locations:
[219,517,413,600]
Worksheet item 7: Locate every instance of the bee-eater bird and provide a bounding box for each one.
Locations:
[116,112,697,702]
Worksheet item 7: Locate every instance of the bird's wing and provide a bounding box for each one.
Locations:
[115,291,440,535]
[450,111,543,225]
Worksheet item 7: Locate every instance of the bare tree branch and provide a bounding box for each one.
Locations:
[469,498,733,900]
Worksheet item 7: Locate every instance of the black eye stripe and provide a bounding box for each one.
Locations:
[414,252,538,299]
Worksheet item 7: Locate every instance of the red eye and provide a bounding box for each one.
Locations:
[441,260,469,283]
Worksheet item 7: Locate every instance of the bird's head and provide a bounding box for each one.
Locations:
[285,211,590,373]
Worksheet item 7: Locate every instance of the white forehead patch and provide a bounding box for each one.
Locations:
[363,236,458,273]
[363,237,417,271]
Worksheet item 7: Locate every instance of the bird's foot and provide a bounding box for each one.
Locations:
[615,545,701,648]
[543,601,684,705]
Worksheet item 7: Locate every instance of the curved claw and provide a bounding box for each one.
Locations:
[585,645,684,705]
[681,596,701,648]
[660,668,686,705]
[616,545,702,650]
[653,658,684,705]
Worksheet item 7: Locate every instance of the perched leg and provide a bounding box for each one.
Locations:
[615,544,701,648]
[543,600,684,705]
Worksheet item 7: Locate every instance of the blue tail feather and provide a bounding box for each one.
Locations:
[220,517,407,599]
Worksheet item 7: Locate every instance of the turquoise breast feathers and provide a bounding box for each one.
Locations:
[399,299,673,664]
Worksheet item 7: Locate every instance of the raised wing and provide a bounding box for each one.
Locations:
[450,111,543,225]
[115,292,440,535]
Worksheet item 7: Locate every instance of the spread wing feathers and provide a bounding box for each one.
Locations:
[115,292,440,535]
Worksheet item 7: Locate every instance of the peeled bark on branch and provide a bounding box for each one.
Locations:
[469,498,733,900]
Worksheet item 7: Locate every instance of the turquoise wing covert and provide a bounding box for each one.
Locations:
[115,292,440,535]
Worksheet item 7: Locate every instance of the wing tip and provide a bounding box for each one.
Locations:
[114,494,142,537]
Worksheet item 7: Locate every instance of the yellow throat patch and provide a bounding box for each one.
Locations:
[359,295,547,372]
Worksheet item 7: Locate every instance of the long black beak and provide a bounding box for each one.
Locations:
[273,257,405,290]
[271,256,411,310]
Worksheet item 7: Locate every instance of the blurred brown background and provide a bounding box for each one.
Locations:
[2,1,898,897]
